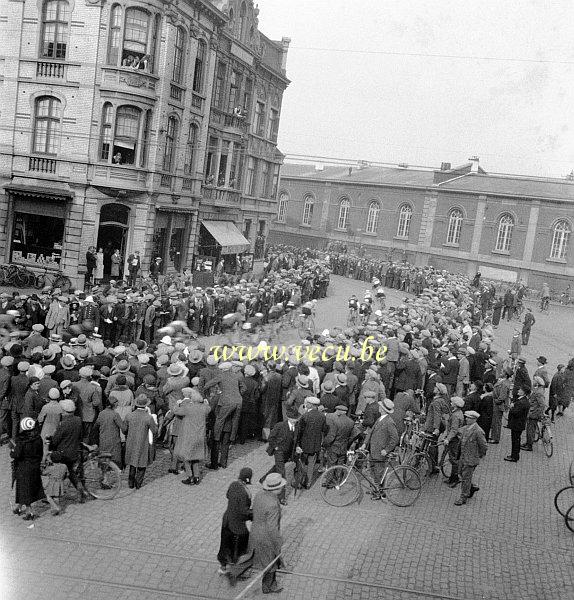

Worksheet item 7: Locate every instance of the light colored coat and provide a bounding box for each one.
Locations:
[124,408,158,468]
[459,422,487,466]
[173,399,211,461]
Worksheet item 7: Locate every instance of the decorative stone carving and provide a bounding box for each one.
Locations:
[119,73,156,91]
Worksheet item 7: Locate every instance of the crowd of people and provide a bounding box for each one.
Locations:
[4,243,573,594]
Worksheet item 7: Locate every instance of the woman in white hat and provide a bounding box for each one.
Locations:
[10,417,53,519]
[249,473,286,594]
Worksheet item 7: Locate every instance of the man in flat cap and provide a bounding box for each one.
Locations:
[454,410,487,505]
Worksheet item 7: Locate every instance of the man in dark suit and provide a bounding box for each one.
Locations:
[512,357,531,402]
[323,405,356,467]
[504,385,530,462]
[295,397,328,489]
[265,406,299,502]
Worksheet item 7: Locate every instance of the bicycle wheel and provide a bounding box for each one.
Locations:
[408,452,434,481]
[542,426,553,458]
[55,275,72,292]
[439,448,452,479]
[554,486,574,517]
[83,459,122,500]
[319,466,360,507]
[565,503,574,533]
[307,317,316,335]
[533,423,541,443]
[383,465,421,507]
[14,270,28,288]
[34,274,45,289]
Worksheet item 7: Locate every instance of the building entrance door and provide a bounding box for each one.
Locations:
[96,203,130,278]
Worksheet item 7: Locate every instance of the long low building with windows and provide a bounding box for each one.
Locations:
[270,160,574,288]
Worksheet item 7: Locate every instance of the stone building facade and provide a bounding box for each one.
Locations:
[270,160,574,289]
[0,0,289,285]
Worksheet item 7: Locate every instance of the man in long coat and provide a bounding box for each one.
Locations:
[363,398,398,488]
[454,410,487,505]
[123,395,158,489]
[295,397,328,488]
[323,405,355,467]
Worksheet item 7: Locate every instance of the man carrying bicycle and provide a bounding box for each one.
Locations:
[520,376,547,452]
[48,398,89,502]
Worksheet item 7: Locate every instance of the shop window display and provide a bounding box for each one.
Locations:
[11,213,64,267]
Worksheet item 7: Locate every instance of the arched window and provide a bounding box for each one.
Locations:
[302,194,314,226]
[107,4,122,65]
[172,26,186,84]
[277,192,288,223]
[446,208,463,245]
[365,201,380,234]
[495,214,514,252]
[396,204,412,238]
[338,198,350,230]
[162,116,178,172]
[239,2,247,41]
[192,39,206,93]
[184,123,198,175]
[41,0,69,59]
[33,96,61,155]
[550,220,571,260]
[99,103,113,161]
[123,8,150,62]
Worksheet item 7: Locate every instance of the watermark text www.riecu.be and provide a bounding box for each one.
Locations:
[210,336,388,364]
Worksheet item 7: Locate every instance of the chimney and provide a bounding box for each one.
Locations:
[468,156,480,173]
[440,162,451,171]
[280,37,291,73]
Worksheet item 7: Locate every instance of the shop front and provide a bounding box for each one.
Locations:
[4,184,72,270]
[152,207,194,273]
[197,220,251,275]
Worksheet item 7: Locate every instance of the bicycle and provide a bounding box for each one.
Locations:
[407,431,439,482]
[319,448,422,507]
[532,415,553,457]
[34,267,72,292]
[539,297,550,312]
[79,443,122,499]
[0,264,35,288]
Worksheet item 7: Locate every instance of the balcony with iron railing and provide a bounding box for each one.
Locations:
[169,83,185,103]
[210,106,248,135]
[191,92,205,112]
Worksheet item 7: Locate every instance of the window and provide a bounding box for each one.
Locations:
[239,2,247,41]
[162,116,178,172]
[214,61,227,108]
[11,212,65,267]
[33,96,61,155]
[337,198,350,230]
[172,26,185,84]
[218,141,230,186]
[247,157,257,196]
[107,5,122,65]
[41,0,69,59]
[255,101,266,136]
[122,8,150,65]
[140,110,152,168]
[192,39,206,93]
[550,220,571,260]
[243,78,252,118]
[99,103,113,161]
[365,201,380,234]
[243,219,252,240]
[184,123,198,175]
[267,108,279,141]
[112,105,141,165]
[302,194,314,226]
[261,161,270,197]
[229,147,241,188]
[205,136,218,183]
[271,164,280,199]
[495,214,514,252]
[446,208,463,245]
[396,204,412,238]
[277,192,288,222]
[228,71,241,112]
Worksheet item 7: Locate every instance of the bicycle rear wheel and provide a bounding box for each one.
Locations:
[55,275,72,292]
[439,448,452,478]
[533,423,541,443]
[569,460,574,486]
[383,465,421,507]
[83,459,122,500]
[319,466,360,507]
[565,503,574,533]
[542,426,553,457]
[554,485,574,517]
[408,452,434,482]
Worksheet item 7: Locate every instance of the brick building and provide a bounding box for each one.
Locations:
[0,0,289,285]
[270,160,574,288]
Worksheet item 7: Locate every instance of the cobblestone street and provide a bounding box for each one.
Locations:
[1,275,573,600]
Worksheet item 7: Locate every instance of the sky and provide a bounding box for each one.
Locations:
[256,0,574,177]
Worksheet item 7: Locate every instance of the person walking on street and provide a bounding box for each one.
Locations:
[454,410,487,505]
[521,376,547,452]
[490,368,512,443]
[249,472,286,595]
[442,396,465,487]
[521,309,535,346]
[504,386,530,462]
